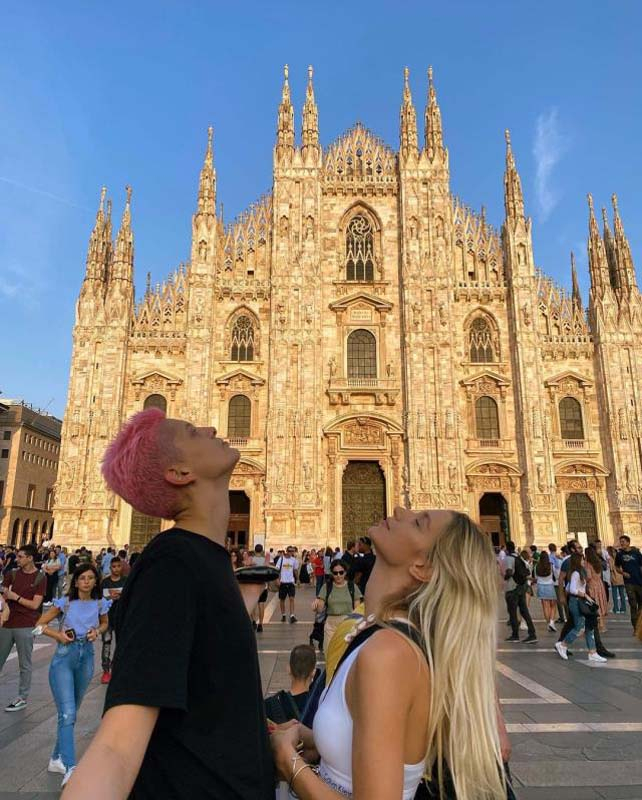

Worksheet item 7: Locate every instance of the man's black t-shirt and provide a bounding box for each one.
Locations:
[355,551,376,594]
[104,529,274,799]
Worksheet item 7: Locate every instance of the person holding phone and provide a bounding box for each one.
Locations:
[100,557,127,684]
[33,563,109,787]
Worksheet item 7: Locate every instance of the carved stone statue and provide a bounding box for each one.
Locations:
[438,303,447,327]
[328,356,337,377]
[448,463,457,491]
[537,464,545,493]
[619,408,628,440]
[303,462,312,489]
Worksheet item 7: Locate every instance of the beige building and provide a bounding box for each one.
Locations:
[53,67,642,551]
[0,400,62,545]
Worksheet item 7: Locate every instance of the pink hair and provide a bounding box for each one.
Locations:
[101,408,182,519]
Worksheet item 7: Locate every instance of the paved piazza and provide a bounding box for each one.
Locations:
[1,586,641,799]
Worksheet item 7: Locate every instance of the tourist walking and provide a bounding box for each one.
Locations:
[534,551,557,631]
[34,563,110,787]
[353,535,376,594]
[585,547,609,630]
[62,409,274,799]
[555,553,606,663]
[43,548,61,604]
[608,545,627,614]
[312,550,325,595]
[100,556,127,683]
[504,541,538,643]
[250,543,270,632]
[277,546,299,623]
[548,543,566,622]
[312,558,361,645]
[270,507,511,800]
[615,535,642,632]
[0,544,46,712]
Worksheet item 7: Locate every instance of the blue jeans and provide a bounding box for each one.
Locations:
[563,596,596,651]
[612,584,627,614]
[49,640,95,768]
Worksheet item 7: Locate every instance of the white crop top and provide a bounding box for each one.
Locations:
[312,640,426,799]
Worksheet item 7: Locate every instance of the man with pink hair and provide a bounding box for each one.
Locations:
[65,408,274,799]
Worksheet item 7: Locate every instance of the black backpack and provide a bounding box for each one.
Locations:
[324,576,356,609]
[512,556,530,586]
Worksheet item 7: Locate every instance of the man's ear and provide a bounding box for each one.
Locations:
[408,557,433,585]
[164,465,196,487]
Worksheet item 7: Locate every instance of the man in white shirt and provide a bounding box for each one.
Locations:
[276,546,299,624]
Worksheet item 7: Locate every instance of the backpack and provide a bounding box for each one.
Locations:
[324,577,356,610]
[512,557,530,586]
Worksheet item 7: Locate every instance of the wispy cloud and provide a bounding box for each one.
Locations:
[533,108,568,222]
[0,176,89,210]
[0,263,47,309]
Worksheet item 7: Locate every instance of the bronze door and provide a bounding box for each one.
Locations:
[565,492,598,543]
[130,511,162,550]
[342,461,386,548]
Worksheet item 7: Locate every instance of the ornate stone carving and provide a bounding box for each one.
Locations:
[343,418,384,446]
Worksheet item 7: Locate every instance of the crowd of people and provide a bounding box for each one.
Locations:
[0,542,137,786]
[0,407,641,798]
[497,536,642,662]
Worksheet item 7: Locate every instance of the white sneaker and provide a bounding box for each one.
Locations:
[519,621,528,631]
[548,621,557,632]
[48,757,66,774]
[588,652,607,663]
[555,641,568,660]
[61,767,76,787]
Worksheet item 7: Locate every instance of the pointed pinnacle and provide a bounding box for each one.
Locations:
[428,65,433,84]
[125,185,132,207]
[99,186,106,213]
[106,198,112,219]
[308,64,313,82]
[611,193,620,216]
[505,129,512,148]
[587,192,595,214]
[602,206,609,227]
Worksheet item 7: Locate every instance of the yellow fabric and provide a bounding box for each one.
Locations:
[324,603,365,684]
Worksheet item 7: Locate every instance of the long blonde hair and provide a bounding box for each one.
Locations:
[392,512,505,799]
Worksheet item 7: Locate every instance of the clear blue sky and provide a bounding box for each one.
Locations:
[1,1,640,418]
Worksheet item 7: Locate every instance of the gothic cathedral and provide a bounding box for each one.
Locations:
[53,67,642,551]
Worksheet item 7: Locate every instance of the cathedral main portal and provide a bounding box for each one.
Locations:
[341,461,386,548]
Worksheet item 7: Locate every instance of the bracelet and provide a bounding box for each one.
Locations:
[289,762,312,793]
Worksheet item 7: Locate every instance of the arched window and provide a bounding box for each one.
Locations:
[22,519,30,545]
[228,395,251,438]
[42,521,48,538]
[347,330,377,378]
[475,396,500,440]
[231,315,255,361]
[559,397,584,440]
[469,317,495,363]
[346,215,375,281]
[144,394,167,412]
[32,520,39,543]
[11,518,20,546]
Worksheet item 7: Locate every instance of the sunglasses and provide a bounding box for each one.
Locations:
[332,570,345,576]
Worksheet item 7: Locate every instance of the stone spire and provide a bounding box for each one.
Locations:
[503,129,525,222]
[571,251,583,310]
[399,66,418,157]
[112,185,134,282]
[601,205,618,289]
[85,187,109,282]
[301,65,319,157]
[276,64,295,159]
[587,193,611,298]
[424,66,445,161]
[611,193,638,293]
[196,126,216,215]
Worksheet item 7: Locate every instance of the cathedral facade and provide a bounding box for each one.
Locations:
[53,67,642,551]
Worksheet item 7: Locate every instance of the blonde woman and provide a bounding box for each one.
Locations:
[271,507,508,800]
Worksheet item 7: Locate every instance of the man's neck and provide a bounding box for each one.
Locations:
[290,679,311,696]
[172,474,232,547]
[21,564,37,574]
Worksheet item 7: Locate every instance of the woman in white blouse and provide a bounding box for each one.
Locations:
[555,553,606,663]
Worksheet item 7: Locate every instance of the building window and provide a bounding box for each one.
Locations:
[475,396,500,440]
[347,329,377,378]
[346,215,375,281]
[143,394,168,413]
[228,395,251,438]
[1,449,8,459]
[0,480,4,503]
[230,315,255,361]
[46,488,54,510]
[469,317,495,363]
[3,430,10,440]
[26,484,36,509]
[559,397,584,440]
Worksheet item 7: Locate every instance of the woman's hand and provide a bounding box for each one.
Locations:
[55,630,74,644]
[312,598,324,612]
[269,720,301,779]
[87,627,98,642]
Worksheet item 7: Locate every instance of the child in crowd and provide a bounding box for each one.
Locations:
[288,643,317,715]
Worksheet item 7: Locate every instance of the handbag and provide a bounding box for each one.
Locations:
[578,596,598,618]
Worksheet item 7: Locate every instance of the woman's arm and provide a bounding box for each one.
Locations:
[34,605,61,628]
